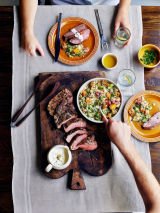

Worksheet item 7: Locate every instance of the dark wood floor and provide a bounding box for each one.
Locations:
[0,7,13,213]
[0,6,160,213]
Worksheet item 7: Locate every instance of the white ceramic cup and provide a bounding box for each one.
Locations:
[45,145,72,172]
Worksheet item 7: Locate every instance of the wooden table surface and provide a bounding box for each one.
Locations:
[0,6,160,213]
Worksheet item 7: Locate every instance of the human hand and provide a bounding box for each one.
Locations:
[113,7,131,45]
[103,118,132,153]
[21,31,44,56]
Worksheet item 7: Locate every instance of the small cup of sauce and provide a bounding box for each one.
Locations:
[102,53,118,70]
[45,145,72,172]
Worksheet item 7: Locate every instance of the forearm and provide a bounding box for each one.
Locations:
[119,0,131,10]
[20,0,38,33]
[120,143,160,212]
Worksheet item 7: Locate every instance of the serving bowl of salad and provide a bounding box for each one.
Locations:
[77,78,122,123]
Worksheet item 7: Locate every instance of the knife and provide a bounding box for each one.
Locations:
[55,13,62,62]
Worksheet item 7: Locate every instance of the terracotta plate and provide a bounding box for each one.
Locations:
[124,90,160,142]
[48,17,99,65]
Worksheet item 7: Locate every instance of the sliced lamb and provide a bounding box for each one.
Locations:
[69,29,90,45]
[71,135,98,151]
[53,97,78,128]
[66,128,87,143]
[63,118,87,133]
[48,88,73,116]
[142,112,160,130]
[70,134,88,150]
[54,109,77,129]
[63,24,87,40]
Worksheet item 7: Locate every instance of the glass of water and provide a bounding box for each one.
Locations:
[117,69,136,96]
[118,69,136,87]
[114,27,131,48]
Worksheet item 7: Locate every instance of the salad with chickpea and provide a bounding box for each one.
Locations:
[78,80,121,121]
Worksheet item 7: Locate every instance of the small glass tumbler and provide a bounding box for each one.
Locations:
[117,69,136,96]
[114,27,131,48]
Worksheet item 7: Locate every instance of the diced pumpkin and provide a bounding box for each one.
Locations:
[106,92,111,99]
[81,90,87,97]
[86,97,92,104]
[109,104,117,111]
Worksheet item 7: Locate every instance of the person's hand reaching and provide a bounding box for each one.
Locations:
[22,31,45,56]
[103,118,132,153]
[113,7,131,45]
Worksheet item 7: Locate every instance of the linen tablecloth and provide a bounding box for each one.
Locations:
[12,5,151,213]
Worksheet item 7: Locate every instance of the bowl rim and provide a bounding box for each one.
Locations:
[101,52,118,70]
[77,77,123,124]
[138,44,160,68]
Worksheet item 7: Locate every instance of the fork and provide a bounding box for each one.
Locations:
[94,9,109,50]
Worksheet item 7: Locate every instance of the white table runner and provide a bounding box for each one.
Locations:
[12,5,151,213]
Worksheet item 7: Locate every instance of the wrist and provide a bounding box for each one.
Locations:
[119,141,137,157]
[118,2,130,13]
[115,139,134,154]
[21,26,34,36]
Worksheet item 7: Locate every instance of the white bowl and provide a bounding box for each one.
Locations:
[77,78,122,123]
[45,145,72,172]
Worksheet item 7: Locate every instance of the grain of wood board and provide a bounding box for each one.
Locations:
[0,6,160,212]
[37,71,112,190]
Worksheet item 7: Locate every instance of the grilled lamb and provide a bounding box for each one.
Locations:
[48,88,73,116]
[63,24,87,40]
[53,99,78,128]
[48,88,98,151]
[142,112,160,129]
[70,134,88,150]
[63,118,87,133]
[71,135,98,151]
[66,128,87,143]
[69,29,91,45]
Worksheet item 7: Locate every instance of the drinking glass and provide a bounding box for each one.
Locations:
[117,69,136,96]
[114,27,131,48]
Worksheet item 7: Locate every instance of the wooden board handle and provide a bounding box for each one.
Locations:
[69,168,86,190]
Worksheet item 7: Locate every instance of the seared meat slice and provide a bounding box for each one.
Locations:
[69,29,90,45]
[66,128,87,143]
[63,118,87,133]
[63,24,87,40]
[54,99,77,129]
[48,88,73,116]
[142,112,160,129]
[71,134,98,151]
[54,108,77,129]
[70,134,88,150]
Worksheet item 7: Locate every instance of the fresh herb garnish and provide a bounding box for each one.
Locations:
[140,50,159,65]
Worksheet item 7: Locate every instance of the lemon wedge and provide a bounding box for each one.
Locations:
[123,75,132,84]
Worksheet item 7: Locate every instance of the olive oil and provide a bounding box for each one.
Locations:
[102,54,117,69]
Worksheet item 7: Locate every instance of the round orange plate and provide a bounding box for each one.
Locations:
[124,90,160,142]
[48,17,99,65]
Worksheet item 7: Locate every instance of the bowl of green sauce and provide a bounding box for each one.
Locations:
[138,44,160,68]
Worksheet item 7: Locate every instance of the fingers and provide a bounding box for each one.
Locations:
[29,48,37,57]
[36,43,45,56]
[102,116,109,125]
[113,22,120,38]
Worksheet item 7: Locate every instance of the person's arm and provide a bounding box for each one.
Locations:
[20,0,44,56]
[104,119,160,213]
[114,0,131,42]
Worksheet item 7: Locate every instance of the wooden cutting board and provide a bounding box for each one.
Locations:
[36,71,112,190]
